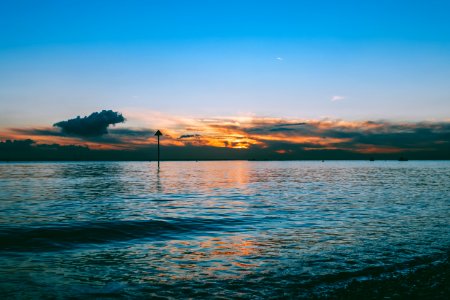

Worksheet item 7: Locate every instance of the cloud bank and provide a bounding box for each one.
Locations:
[2,111,450,160]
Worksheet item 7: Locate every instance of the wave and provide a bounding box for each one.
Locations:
[295,251,450,299]
[0,217,248,252]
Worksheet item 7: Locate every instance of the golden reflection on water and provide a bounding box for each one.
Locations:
[199,236,258,258]
[140,161,254,214]
[145,235,261,281]
[135,161,264,281]
[153,161,252,191]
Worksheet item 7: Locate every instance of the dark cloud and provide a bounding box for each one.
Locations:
[89,128,156,145]
[109,128,155,137]
[311,122,450,150]
[53,110,125,137]
[268,128,297,132]
[247,122,310,134]
[7,126,157,148]
[237,120,450,152]
[274,122,307,127]
[10,128,65,137]
[179,134,201,139]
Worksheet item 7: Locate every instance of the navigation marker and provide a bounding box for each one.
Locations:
[155,130,162,168]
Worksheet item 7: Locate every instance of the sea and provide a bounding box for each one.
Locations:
[0,161,449,298]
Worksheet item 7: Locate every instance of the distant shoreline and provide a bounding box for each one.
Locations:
[1,159,450,163]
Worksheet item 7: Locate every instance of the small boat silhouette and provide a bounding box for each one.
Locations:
[398,157,408,161]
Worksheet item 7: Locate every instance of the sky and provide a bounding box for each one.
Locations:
[0,0,449,159]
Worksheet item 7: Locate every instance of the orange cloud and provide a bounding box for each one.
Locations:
[2,110,449,156]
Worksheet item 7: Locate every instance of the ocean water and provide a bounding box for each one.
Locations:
[0,161,449,298]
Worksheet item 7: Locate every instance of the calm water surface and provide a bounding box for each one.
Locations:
[0,161,449,298]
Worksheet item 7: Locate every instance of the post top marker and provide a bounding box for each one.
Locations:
[154,130,162,136]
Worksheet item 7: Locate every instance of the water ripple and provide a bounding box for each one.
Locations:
[0,161,449,298]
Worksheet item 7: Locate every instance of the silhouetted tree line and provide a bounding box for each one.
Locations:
[1,139,449,161]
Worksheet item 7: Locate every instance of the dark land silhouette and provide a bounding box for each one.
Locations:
[1,139,449,161]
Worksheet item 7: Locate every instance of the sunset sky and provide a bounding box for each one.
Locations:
[1,0,449,158]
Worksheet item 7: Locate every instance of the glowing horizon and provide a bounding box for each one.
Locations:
[1,110,449,159]
[1,1,449,159]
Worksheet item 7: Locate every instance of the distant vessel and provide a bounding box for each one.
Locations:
[398,157,408,161]
[369,157,375,161]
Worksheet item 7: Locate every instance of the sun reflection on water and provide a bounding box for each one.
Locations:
[0,161,449,298]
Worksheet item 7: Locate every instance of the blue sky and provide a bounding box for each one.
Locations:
[1,0,450,128]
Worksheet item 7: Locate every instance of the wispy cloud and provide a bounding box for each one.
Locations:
[275,57,283,61]
[331,95,346,102]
